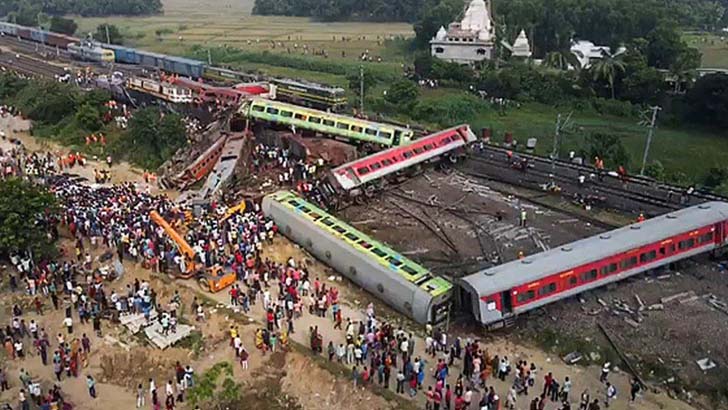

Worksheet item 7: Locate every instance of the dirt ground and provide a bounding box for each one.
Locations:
[339,170,607,278]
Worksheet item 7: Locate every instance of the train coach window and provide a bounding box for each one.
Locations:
[380,132,392,140]
[287,199,300,206]
[323,119,335,127]
[699,233,713,243]
[516,290,535,303]
[371,162,382,171]
[424,144,434,151]
[357,166,370,175]
[252,105,265,112]
[280,110,293,117]
[620,256,638,270]
[580,269,598,282]
[321,218,335,227]
[345,233,359,242]
[401,265,418,276]
[371,248,388,258]
[538,283,557,296]
[308,117,322,124]
[294,113,306,120]
[403,151,414,159]
[336,122,350,130]
[569,277,578,286]
[266,107,279,115]
[351,126,363,133]
[600,263,618,276]
[333,226,346,234]
[413,147,425,154]
[365,129,378,136]
[386,257,403,267]
[679,238,695,250]
[640,250,657,263]
[358,240,372,249]
[382,159,393,166]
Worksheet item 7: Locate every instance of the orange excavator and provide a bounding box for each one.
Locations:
[150,210,236,293]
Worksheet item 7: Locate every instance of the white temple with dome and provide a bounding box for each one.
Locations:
[430,0,496,64]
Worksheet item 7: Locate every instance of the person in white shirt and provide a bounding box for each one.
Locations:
[63,316,73,334]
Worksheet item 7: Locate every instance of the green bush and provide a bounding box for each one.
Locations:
[590,98,639,117]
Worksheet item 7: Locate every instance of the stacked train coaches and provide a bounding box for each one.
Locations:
[262,190,453,325]
[460,201,728,328]
[240,98,414,148]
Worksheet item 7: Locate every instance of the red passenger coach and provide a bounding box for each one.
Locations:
[330,124,477,191]
[460,202,728,328]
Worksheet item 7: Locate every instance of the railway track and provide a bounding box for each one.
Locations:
[0,53,66,78]
[462,151,683,216]
[0,35,70,62]
[477,144,726,205]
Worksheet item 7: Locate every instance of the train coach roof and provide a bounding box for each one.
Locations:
[460,201,728,295]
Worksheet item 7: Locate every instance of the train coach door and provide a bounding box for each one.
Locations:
[393,130,403,146]
[501,290,513,314]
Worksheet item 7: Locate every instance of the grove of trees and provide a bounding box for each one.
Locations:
[1,0,162,23]
[251,0,728,30]
[0,178,58,259]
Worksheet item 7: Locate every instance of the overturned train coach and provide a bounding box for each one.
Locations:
[460,201,728,328]
[262,191,453,325]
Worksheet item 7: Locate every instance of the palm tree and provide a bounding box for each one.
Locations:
[590,53,626,99]
[543,49,581,71]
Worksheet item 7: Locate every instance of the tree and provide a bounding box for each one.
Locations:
[0,179,58,259]
[590,54,626,99]
[668,47,701,93]
[582,132,631,168]
[127,108,186,169]
[684,73,728,129]
[385,79,420,108]
[93,24,124,45]
[346,68,379,102]
[76,103,102,132]
[50,16,78,35]
[543,49,580,71]
[413,0,464,48]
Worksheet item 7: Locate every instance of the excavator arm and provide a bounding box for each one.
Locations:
[150,210,197,277]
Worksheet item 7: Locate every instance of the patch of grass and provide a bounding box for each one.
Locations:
[176,329,205,358]
[469,100,728,182]
[683,32,728,68]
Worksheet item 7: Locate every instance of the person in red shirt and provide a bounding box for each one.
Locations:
[454,394,465,410]
[426,386,434,410]
[433,388,442,410]
[445,385,452,410]
[543,372,553,397]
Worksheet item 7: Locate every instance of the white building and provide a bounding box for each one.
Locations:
[511,29,532,58]
[570,40,626,69]
[430,0,495,65]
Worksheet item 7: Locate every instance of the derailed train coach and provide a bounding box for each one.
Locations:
[459,201,728,328]
[262,190,453,325]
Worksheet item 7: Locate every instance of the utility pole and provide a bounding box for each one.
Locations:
[359,65,365,114]
[105,24,111,45]
[551,111,573,173]
[639,105,662,176]
[207,49,212,66]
